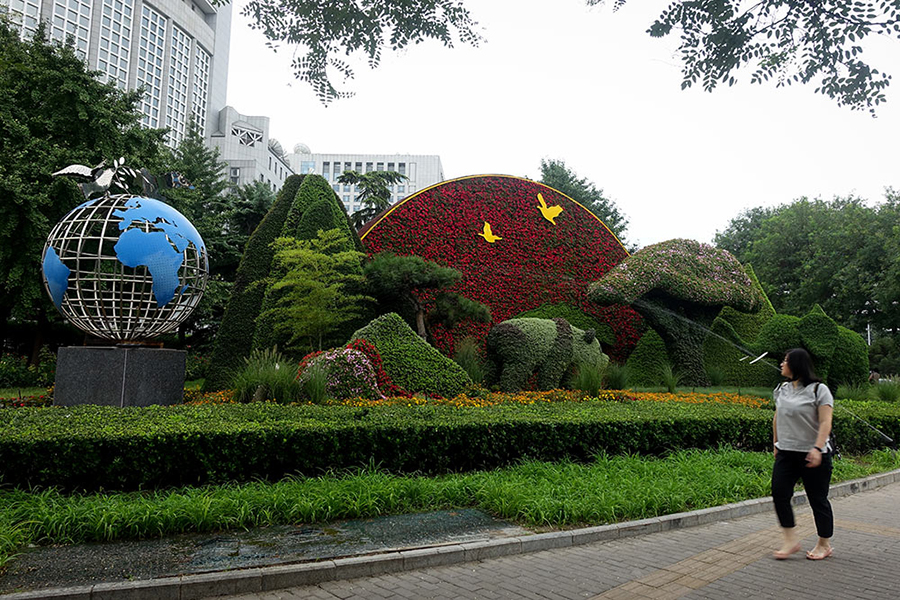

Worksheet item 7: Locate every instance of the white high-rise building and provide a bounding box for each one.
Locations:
[208,105,292,192]
[1,0,231,146]
[286,147,445,214]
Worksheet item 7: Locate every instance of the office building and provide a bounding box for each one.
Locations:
[1,0,231,146]
[286,148,444,214]
[208,105,292,192]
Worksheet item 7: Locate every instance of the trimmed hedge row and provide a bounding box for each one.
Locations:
[2,400,896,492]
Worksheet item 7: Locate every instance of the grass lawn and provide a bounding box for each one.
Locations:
[2,447,898,572]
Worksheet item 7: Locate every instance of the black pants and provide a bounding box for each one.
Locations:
[771,449,833,538]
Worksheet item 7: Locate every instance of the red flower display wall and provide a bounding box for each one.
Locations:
[360,175,642,361]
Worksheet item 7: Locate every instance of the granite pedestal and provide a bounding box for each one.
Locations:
[54,346,186,407]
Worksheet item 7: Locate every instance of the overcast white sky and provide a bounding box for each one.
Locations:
[225,0,900,249]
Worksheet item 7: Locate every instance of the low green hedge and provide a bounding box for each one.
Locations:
[1,400,895,492]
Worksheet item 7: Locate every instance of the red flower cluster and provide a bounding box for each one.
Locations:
[344,338,412,398]
[361,176,643,361]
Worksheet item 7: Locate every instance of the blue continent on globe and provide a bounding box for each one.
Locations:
[42,246,71,307]
[112,197,205,307]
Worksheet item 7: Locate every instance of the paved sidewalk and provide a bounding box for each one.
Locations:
[225,479,900,600]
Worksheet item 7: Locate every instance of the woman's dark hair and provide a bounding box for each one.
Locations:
[784,348,822,387]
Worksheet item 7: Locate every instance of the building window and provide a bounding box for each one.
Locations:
[365,162,373,173]
[50,0,92,57]
[387,162,394,172]
[397,185,405,194]
[4,0,42,38]
[323,162,330,180]
[97,0,133,89]
[192,45,211,129]
[136,4,166,129]
[355,162,362,173]
[301,161,315,174]
[332,184,339,192]
[343,185,350,193]
[376,162,384,171]
[165,25,192,145]
[398,162,406,177]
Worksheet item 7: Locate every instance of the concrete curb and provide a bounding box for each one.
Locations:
[5,468,899,600]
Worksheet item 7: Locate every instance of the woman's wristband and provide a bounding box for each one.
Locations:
[813,446,823,453]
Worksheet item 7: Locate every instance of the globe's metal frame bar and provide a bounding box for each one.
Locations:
[42,195,209,341]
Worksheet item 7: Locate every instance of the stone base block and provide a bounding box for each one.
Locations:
[54,346,185,407]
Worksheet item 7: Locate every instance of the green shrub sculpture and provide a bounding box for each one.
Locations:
[204,175,305,391]
[716,303,869,386]
[589,239,761,386]
[625,329,669,386]
[513,302,615,346]
[484,317,609,391]
[350,313,472,397]
[253,174,366,352]
[703,265,780,387]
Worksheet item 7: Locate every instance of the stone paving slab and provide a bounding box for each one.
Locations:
[3,469,899,600]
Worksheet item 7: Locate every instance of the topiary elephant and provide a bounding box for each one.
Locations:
[484,317,609,392]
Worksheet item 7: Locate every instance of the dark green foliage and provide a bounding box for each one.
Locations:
[754,314,803,358]
[723,304,869,387]
[704,265,779,387]
[254,175,365,352]
[485,318,608,392]
[869,337,900,376]
[828,326,869,387]
[0,22,165,329]
[514,303,615,346]
[204,175,304,390]
[625,329,669,386]
[5,399,897,491]
[350,313,471,397]
[363,253,465,339]
[716,196,897,332]
[634,0,899,113]
[337,170,408,230]
[799,305,840,362]
[539,158,630,247]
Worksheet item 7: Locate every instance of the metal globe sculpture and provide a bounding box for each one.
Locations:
[41,161,208,341]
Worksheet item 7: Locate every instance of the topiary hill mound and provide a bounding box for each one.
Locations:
[350,313,472,398]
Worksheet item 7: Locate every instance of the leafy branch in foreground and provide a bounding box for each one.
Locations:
[617,0,900,114]
[238,0,483,104]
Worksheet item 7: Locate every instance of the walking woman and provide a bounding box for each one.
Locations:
[772,348,835,560]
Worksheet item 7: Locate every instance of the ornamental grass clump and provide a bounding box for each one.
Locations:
[836,382,871,402]
[660,364,682,394]
[572,361,603,397]
[453,337,485,384]
[231,347,302,403]
[874,377,900,402]
[604,363,629,390]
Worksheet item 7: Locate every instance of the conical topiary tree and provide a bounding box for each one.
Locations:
[252,174,365,352]
[203,175,305,391]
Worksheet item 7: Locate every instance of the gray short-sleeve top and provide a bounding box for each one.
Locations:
[774,381,834,452]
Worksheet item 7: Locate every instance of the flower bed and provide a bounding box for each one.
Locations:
[359,176,643,361]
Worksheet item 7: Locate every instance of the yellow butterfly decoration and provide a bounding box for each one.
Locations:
[478,221,502,243]
[537,193,563,225]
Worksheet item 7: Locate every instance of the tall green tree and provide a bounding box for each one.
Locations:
[160,119,236,278]
[539,159,630,248]
[261,229,371,352]
[227,180,277,243]
[364,252,488,339]
[0,21,165,350]
[715,196,890,333]
[337,170,407,230]
[239,1,900,111]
